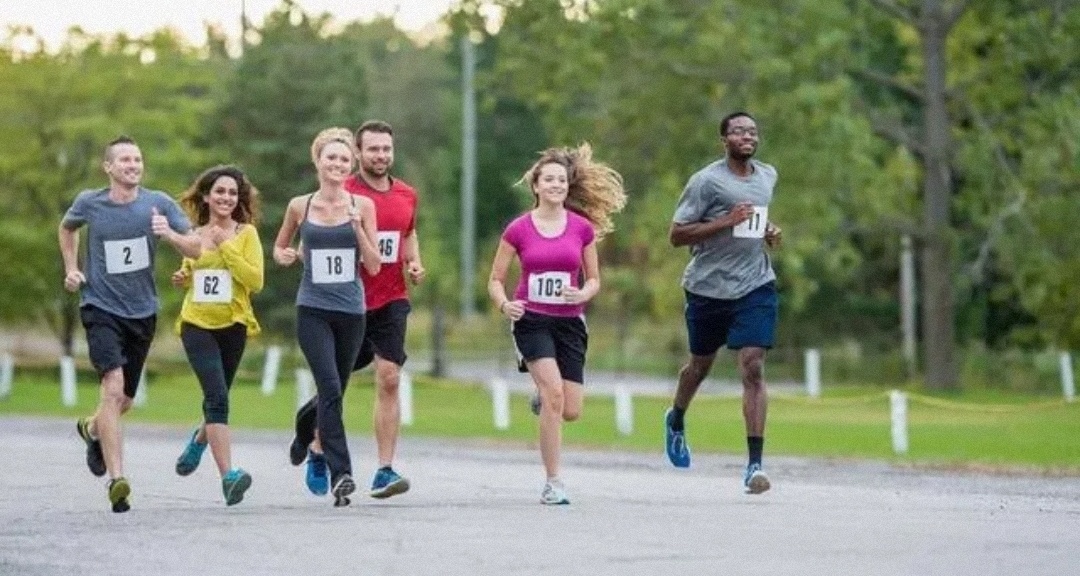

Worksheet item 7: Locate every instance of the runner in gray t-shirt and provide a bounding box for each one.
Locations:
[661,113,783,495]
[58,136,201,513]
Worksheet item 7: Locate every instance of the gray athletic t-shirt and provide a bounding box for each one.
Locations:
[61,187,192,318]
[672,158,777,300]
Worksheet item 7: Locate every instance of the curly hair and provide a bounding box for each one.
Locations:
[520,143,627,240]
[178,165,260,226]
[310,127,356,165]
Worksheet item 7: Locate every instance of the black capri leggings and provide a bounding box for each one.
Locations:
[296,305,365,483]
[180,322,248,425]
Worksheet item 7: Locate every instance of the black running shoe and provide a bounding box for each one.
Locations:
[77,417,106,477]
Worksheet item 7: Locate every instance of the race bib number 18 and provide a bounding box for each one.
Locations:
[192,269,232,303]
[310,249,356,284]
[104,237,150,274]
[528,271,572,305]
[732,206,769,239]
[376,231,401,264]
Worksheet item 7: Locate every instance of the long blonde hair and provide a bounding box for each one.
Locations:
[520,143,627,240]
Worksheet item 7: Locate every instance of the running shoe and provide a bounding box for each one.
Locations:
[108,476,131,513]
[743,462,771,495]
[222,467,253,506]
[332,473,356,507]
[540,479,570,505]
[77,417,106,477]
[175,427,207,476]
[369,467,410,499]
[664,408,691,468]
[305,450,329,496]
[530,393,542,416]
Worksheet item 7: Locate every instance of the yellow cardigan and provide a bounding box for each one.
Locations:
[175,224,264,336]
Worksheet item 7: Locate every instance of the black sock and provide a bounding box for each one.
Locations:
[380,466,393,473]
[670,406,686,431]
[748,436,764,465]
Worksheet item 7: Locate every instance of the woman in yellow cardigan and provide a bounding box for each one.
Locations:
[170,165,264,506]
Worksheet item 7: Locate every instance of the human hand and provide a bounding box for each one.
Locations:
[171,269,189,288]
[765,222,782,248]
[500,299,525,321]
[727,202,755,227]
[407,260,425,285]
[150,207,171,237]
[63,269,86,293]
[561,285,590,304]
[275,246,299,266]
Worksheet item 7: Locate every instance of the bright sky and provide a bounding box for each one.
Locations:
[2,0,462,48]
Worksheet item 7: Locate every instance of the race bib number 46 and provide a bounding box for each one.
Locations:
[528,271,572,305]
[104,237,150,274]
[310,249,356,284]
[376,231,401,264]
[192,269,232,303]
[732,206,769,239]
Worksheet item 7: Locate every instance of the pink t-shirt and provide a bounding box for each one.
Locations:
[502,210,596,318]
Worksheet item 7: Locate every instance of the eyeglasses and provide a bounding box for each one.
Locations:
[725,127,758,137]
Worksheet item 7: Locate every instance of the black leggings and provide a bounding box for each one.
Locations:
[180,322,248,425]
[296,305,365,483]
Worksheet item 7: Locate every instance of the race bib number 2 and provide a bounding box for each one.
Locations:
[192,269,232,303]
[376,231,401,264]
[104,237,150,274]
[528,272,572,305]
[732,206,769,239]
[310,249,356,284]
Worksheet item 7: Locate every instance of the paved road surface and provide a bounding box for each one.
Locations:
[0,416,1077,576]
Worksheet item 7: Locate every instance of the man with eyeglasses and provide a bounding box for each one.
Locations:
[662,111,782,495]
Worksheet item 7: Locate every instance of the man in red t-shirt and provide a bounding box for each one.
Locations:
[291,120,424,500]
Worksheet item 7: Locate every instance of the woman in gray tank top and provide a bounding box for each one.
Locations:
[273,127,380,506]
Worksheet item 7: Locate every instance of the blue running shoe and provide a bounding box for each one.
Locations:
[369,467,410,499]
[529,393,542,416]
[664,408,690,468]
[175,427,207,476]
[743,462,771,494]
[305,450,329,496]
[222,467,253,506]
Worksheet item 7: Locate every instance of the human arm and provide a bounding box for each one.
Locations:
[403,230,424,284]
[561,241,600,304]
[151,204,202,259]
[669,202,754,247]
[171,257,193,289]
[487,239,525,321]
[353,197,381,276]
[765,221,782,249]
[58,223,85,292]
[272,198,302,266]
[219,225,265,292]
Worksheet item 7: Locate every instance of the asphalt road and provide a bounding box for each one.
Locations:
[0,416,1077,576]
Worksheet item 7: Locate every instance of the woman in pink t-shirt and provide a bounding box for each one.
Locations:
[488,143,626,505]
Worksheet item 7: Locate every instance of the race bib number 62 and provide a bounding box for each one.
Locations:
[528,271,572,305]
[192,269,232,303]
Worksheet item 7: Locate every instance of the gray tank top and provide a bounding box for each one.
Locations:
[296,194,365,313]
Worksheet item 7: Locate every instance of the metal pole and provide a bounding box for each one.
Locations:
[460,36,477,318]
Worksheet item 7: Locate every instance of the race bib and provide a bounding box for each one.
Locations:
[732,206,769,239]
[104,237,150,274]
[192,269,232,303]
[528,271,572,305]
[376,231,401,264]
[311,249,356,284]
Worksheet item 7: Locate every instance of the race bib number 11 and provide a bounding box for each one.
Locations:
[528,271,572,305]
[732,206,769,239]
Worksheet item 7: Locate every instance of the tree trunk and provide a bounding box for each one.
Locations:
[919,0,959,390]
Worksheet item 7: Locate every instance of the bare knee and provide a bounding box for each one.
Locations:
[739,349,766,388]
[681,358,712,384]
[375,364,400,398]
[100,370,127,409]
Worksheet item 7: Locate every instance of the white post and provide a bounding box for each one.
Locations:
[399,369,414,426]
[260,345,282,396]
[60,355,77,407]
[804,348,822,398]
[900,234,917,378]
[133,366,148,407]
[614,385,633,436]
[1059,351,1075,403]
[889,390,909,455]
[490,377,510,430]
[0,353,13,398]
[295,368,315,409]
